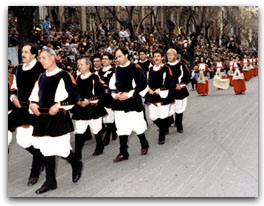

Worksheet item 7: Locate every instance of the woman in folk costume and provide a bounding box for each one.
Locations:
[254,55,258,76]
[71,57,107,159]
[145,49,174,144]
[196,57,209,95]
[252,55,258,77]
[249,55,256,78]
[213,56,230,90]
[166,48,190,133]
[232,55,246,95]
[214,56,226,79]
[242,54,251,81]
[226,56,235,86]
[98,52,117,146]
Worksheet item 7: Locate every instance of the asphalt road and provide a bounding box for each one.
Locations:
[8,76,258,197]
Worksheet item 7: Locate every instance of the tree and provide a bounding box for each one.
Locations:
[10,6,37,63]
[104,6,135,38]
[135,8,153,36]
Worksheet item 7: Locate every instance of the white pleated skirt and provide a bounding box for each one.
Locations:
[114,110,147,136]
[32,133,72,158]
[74,117,102,135]
[16,126,35,148]
[148,103,174,121]
[174,97,188,114]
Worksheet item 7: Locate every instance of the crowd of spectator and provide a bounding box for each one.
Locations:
[8,17,258,76]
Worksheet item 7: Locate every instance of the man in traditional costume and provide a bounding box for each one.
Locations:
[166,48,190,133]
[29,48,83,194]
[145,49,174,144]
[9,44,45,186]
[109,47,149,162]
[98,52,117,146]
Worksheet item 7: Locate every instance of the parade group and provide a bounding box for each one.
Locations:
[8,19,258,195]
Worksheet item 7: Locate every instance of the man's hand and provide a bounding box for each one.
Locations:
[49,102,60,115]
[148,89,155,95]
[80,98,90,107]
[29,103,40,116]
[154,89,160,95]
[12,95,22,108]
[176,84,182,90]
[116,92,129,101]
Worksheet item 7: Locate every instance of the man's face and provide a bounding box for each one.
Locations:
[153,53,163,65]
[39,51,54,70]
[78,59,90,74]
[115,50,128,66]
[102,56,112,67]
[93,58,102,69]
[22,45,35,64]
[139,52,147,61]
[167,53,176,63]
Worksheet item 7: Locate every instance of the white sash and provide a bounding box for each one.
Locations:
[213,75,230,89]
[215,68,224,79]
[198,70,205,84]
[233,68,244,80]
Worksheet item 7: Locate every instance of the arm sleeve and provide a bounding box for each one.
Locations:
[133,64,148,97]
[109,73,118,99]
[56,72,80,109]
[9,66,18,95]
[181,63,190,85]
[91,75,105,105]
[162,66,174,90]
[94,75,105,99]
[28,81,40,103]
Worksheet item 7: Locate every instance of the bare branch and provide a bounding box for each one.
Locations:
[104,6,125,27]
[135,9,153,36]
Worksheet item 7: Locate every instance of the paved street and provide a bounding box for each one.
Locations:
[8,76,258,197]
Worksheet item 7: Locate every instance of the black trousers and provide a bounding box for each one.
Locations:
[25,146,44,178]
[118,133,149,156]
[191,79,197,89]
[153,116,171,141]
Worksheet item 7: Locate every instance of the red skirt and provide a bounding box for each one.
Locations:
[233,79,246,94]
[196,80,209,95]
[226,75,234,86]
[254,67,258,76]
[249,69,253,79]
[243,71,250,81]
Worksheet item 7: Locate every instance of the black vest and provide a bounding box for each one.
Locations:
[12,61,44,102]
[38,70,79,108]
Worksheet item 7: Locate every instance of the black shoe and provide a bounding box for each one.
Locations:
[72,161,83,183]
[141,148,148,155]
[113,154,129,162]
[92,149,104,156]
[158,133,165,145]
[27,177,39,186]
[35,185,57,194]
[177,128,183,133]
[158,140,165,145]
[177,124,183,133]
